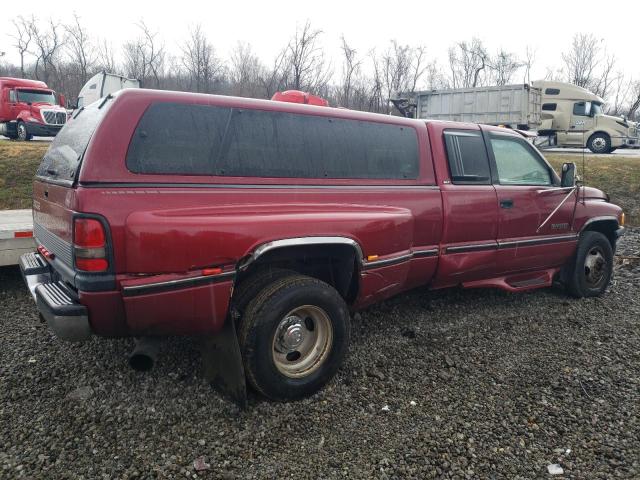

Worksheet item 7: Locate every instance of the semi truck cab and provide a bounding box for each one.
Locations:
[0,77,68,141]
[534,80,640,153]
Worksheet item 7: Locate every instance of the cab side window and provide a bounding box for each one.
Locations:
[9,90,17,103]
[490,136,551,186]
[444,130,491,184]
[573,102,588,116]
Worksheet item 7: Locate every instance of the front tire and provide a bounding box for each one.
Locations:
[238,274,350,401]
[587,133,611,154]
[565,231,613,298]
[16,121,29,141]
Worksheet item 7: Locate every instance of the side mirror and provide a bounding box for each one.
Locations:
[561,162,577,187]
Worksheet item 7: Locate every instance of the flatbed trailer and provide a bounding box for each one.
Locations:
[0,209,34,266]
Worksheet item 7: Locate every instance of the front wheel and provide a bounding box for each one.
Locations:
[16,121,30,141]
[238,274,350,401]
[587,133,611,154]
[565,231,614,298]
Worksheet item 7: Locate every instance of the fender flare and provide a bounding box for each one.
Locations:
[238,236,365,271]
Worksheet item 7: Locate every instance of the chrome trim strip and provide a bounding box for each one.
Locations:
[83,182,440,190]
[498,234,578,249]
[412,248,439,258]
[122,271,235,297]
[445,243,497,254]
[241,236,365,271]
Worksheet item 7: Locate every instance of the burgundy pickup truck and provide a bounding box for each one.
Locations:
[21,89,625,404]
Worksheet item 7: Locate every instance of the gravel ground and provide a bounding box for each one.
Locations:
[1,230,639,480]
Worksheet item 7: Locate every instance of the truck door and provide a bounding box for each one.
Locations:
[8,89,18,118]
[565,101,595,146]
[484,128,577,274]
[431,126,500,288]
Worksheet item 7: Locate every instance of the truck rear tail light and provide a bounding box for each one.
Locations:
[74,218,109,272]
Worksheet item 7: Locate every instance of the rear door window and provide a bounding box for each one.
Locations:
[126,102,419,180]
[443,130,491,184]
[36,101,110,185]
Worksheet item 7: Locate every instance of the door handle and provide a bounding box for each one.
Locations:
[500,199,514,209]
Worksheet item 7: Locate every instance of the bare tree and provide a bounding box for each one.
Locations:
[369,52,385,113]
[181,24,222,93]
[97,39,118,72]
[29,17,63,84]
[377,41,428,112]
[562,33,600,88]
[609,74,631,116]
[627,81,640,121]
[284,21,332,93]
[229,42,264,97]
[11,16,32,78]
[123,21,165,88]
[258,47,290,98]
[64,13,96,85]
[424,60,448,90]
[337,36,362,108]
[591,53,616,100]
[523,45,536,84]
[448,38,488,88]
[489,49,521,86]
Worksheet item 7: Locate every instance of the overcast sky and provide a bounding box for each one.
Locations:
[2,0,639,83]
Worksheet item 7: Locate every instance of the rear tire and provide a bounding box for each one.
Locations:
[587,133,611,154]
[238,274,350,401]
[232,267,294,318]
[565,231,613,298]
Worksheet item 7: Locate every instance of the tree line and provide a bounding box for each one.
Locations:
[2,16,640,119]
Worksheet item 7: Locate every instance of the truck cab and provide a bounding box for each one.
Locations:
[534,80,640,153]
[0,77,68,141]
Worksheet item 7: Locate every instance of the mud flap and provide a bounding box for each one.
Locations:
[200,317,247,409]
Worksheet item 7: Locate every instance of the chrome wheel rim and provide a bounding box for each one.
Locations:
[592,137,607,152]
[584,246,607,288]
[272,305,333,378]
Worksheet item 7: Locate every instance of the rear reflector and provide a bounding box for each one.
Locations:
[202,267,223,276]
[14,231,33,238]
[73,218,108,272]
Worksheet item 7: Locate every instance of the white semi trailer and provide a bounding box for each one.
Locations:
[394,80,640,153]
[76,72,140,109]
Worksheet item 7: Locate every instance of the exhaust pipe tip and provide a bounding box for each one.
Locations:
[129,352,155,371]
[128,337,160,372]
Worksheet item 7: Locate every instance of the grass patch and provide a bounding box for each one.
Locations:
[545,154,639,226]
[0,141,48,210]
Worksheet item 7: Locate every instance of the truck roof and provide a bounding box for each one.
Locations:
[110,88,428,128]
[532,80,604,104]
[0,77,51,91]
[107,88,506,135]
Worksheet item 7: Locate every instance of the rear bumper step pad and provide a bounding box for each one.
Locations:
[20,252,91,342]
[35,281,91,342]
